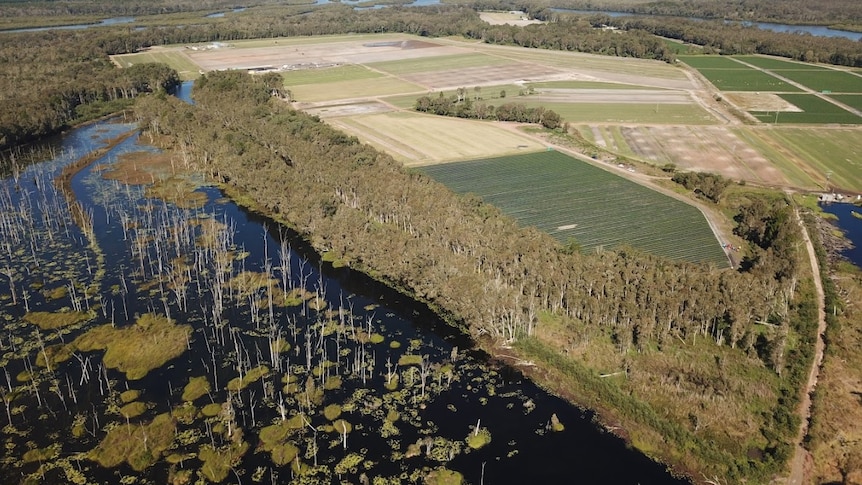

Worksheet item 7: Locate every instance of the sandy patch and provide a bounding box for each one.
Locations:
[479,11,545,26]
[724,92,803,112]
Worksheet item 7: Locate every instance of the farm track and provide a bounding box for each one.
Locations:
[784,206,827,485]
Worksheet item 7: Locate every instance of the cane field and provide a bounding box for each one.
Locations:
[421,151,729,265]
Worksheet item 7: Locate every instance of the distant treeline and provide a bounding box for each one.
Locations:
[4,3,862,150]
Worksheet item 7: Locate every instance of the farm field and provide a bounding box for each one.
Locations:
[330,112,546,165]
[732,55,830,71]
[421,151,729,265]
[581,125,790,185]
[113,49,200,80]
[780,70,862,94]
[745,128,862,192]
[692,68,800,92]
[289,77,423,103]
[750,94,862,124]
[830,94,862,111]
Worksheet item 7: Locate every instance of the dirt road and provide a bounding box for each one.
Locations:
[785,207,827,485]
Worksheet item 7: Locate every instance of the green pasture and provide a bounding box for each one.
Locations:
[732,56,828,71]
[281,65,381,86]
[678,55,746,69]
[112,51,201,80]
[695,68,800,92]
[289,77,424,102]
[421,151,729,265]
[366,53,512,75]
[517,100,716,124]
[750,94,862,124]
[731,128,820,190]
[773,70,862,93]
[830,94,862,111]
[753,128,862,192]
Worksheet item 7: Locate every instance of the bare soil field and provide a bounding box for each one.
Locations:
[299,101,395,118]
[592,125,790,185]
[401,63,565,90]
[531,88,692,104]
[330,112,546,166]
[724,92,803,112]
[479,11,545,26]
[186,39,465,71]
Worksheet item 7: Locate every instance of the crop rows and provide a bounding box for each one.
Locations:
[422,151,728,265]
[694,68,800,92]
[751,94,862,124]
[732,55,828,71]
[773,69,862,93]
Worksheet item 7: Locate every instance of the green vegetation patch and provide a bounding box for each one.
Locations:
[695,68,800,92]
[72,313,192,380]
[120,389,141,403]
[182,376,211,402]
[113,51,201,80]
[752,128,862,192]
[751,94,862,124]
[199,440,250,482]
[421,151,728,264]
[367,53,513,75]
[226,365,269,392]
[425,467,464,485]
[23,310,90,330]
[119,401,148,419]
[732,55,829,71]
[774,70,862,93]
[89,413,176,471]
[678,55,747,69]
[830,94,862,111]
[465,428,491,449]
[280,64,382,86]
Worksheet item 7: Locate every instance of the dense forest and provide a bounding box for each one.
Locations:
[3,3,862,151]
[132,71,815,480]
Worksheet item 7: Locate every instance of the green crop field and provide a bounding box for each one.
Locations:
[830,94,862,111]
[421,151,729,265]
[751,94,862,124]
[679,56,747,69]
[772,70,862,93]
[694,68,800,92]
[367,53,512,75]
[732,55,829,71]
[753,128,862,192]
[280,65,382,86]
[112,51,201,80]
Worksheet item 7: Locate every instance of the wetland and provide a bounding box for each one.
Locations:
[0,116,687,483]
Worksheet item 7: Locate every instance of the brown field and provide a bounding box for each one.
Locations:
[724,92,803,112]
[589,125,790,185]
[330,112,546,165]
[400,63,565,90]
[185,39,465,72]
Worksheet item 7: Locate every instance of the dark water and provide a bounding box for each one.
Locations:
[0,111,690,482]
[553,9,862,41]
[821,202,862,267]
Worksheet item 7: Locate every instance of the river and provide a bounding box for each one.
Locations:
[0,94,688,482]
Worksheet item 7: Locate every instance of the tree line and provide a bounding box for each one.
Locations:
[414,92,563,129]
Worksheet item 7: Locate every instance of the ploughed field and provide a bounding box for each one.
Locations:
[421,151,729,265]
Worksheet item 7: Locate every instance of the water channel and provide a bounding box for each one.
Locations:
[821,202,862,268]
[0,89,689,482]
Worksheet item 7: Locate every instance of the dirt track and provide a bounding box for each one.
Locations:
[785,207,827,485]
